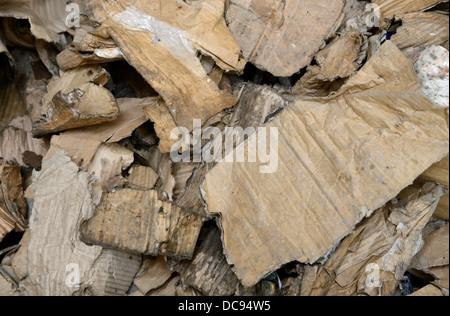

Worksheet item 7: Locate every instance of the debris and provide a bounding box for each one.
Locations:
[171,224,240,296]
[80,189,203,259]
[18,151,141,296]
[301,183,447,296]
[1,0,449,297]
[133,256,172,295]
[226,0,345,77]
[126,165,159,191]
[391,12,449,60]
[0,116,50,167]
[371,0,448,21]
[292,30,365,97]
[417,156,449,220]
[0,162,27,242]
[201,42,449,287]
[32,65,119,137]
[44,98,149,168]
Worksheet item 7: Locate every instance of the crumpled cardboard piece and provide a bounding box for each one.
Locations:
[0,162,27,242]
[226,0,345,77]
[44,97,150,168]
[201,41,449,287]
[80,188,203,260]
[133,256,172,295]
[391,12,449,56]
[0,116,49,167]
[292,30,364,97]
[32,65,119,138]
[17,151,141,296]
[303,184,447,296]
[85,0,244,131]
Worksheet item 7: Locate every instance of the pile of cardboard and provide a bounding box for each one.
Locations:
[1,0,449,296]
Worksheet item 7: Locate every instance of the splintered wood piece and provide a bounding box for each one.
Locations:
[391,12,449,52]
[80,189,203,259]
[0,116,50,167]
[133,256,172,295]
[202,42,449,287]
[22,151,141,296]
[44,98,151,168]
[32,66,119,137]
[126,165,159,191]
[304,184,447,296]
[0,162,27,242]
[293,30,364,97]
[173,225,239,296]
[226,0,345,77]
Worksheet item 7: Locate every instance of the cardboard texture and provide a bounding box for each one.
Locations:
[0,116,50,167]
[85,0,244,132]
[202,42,449,287]
[172,225,240,296]
[417,156,449,220]
[292,30,364,97]
[126,165,159,191]
[391,12,449,53]
[302,184,447,296]
[32,65,119,137]
[226,0,345,77]
[44,98,150,168]
[20,151,141,296]
[80,189,203,259]
[133,256,172,295]
[371,0,447,19]
[0,163,27,242]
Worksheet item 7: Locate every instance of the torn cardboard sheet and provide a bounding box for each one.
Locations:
[202,41,449,287]
[226,0,345,77]
[0,78,28,125]
[0,0,86,44]
[87,143,134,205]
[417,156,449,220]
[292,30,364,97]
[32,65,119,137]
[172,225,239,296]
[126,165,159,191]
[0,163,27,242]
[371,0,448,20]
[0,116,50,167]
[409,225,449,278]
[409,284,445,296]
[133,256,172,295]
[19,151,141,296]
[143,99,178,153]
[303,183,447,296]
[57,46,124,71]
[44,97,150,168]
[148,275,180,296]
[391,12,449,55]
[80,189,203,259]
[86,0,244,131]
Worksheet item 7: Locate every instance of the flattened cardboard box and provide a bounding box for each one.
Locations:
[202,42,450,287]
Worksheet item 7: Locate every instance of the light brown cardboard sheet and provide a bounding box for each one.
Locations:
[201,41,450,287]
